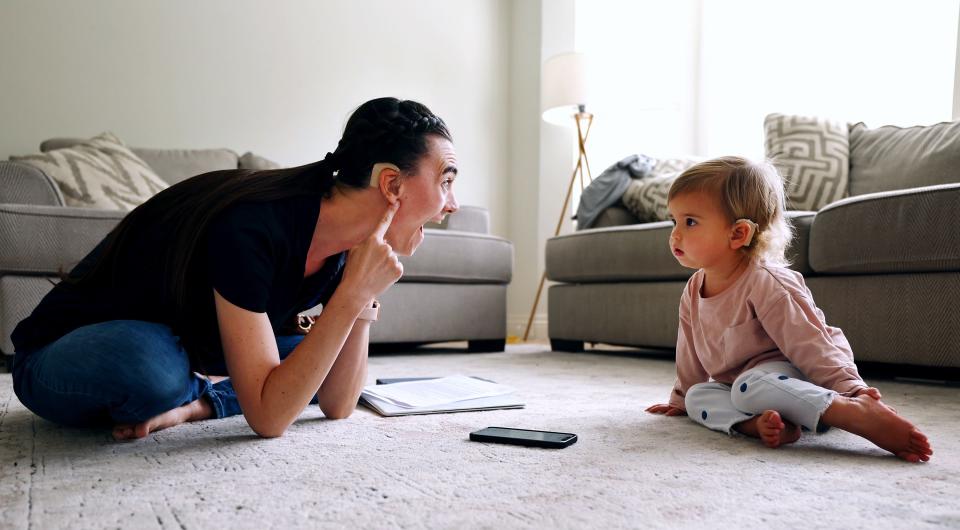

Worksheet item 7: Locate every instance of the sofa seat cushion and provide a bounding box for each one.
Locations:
[809,183,960,274]
[0,204,124,274]
[399,230,512,284]
[547,211,815,283]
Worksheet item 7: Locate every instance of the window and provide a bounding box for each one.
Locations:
[575,0,959,164]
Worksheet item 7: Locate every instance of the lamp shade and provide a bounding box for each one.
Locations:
[541,52,591,126]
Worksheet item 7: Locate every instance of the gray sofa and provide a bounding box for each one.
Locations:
[0,141,513,370]
[546,120,960,375]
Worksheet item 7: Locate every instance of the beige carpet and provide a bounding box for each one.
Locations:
[1,344,958,529]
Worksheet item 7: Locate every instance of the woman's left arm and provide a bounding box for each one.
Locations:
[315,318,370,418]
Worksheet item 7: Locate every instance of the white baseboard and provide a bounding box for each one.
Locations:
[507,313,548,342]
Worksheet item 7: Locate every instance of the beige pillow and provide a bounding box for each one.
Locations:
[11,132,168,211]
[764,113,849,210]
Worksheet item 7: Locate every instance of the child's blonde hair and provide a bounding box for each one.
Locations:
[667,156,793,266]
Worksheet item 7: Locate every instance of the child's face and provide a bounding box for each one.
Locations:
[667,191,737,270]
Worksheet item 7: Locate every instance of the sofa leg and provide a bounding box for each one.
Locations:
[551,339,584,352]
[2,354,12,374]
[467,339,506,353]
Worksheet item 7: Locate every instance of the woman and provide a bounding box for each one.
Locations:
[11,97,460,439]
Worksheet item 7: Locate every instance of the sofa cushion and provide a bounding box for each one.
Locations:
[399,230,512,284]
[40,138,239,185]
[546,211,815,283]
[764,113,849,210]
[809,183,960,274]
[0,204,124,274]
[14,133,168,211]
[848,120,960,196]
[132,148,239,185]
[425,205,490,234]
[239,152,283,171]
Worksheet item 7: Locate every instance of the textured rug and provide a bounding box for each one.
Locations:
[1,344,958,529]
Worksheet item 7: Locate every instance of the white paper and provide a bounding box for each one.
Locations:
[362,375,514,408]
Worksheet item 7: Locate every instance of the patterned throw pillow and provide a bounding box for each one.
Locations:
[621,157,704,222]
[764,113,849,211]
[11,132,168,211]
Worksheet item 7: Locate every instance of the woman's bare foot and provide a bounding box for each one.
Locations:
[112,398,213,441]
[735,410,801,448]
[821,395,933,462]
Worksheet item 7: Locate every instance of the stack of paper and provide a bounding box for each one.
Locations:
[359,375,525,417]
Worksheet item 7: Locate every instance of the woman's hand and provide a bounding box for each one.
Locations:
[645,403,687,416]
[340,200,404,302]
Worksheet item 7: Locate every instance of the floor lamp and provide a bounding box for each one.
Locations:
[523,52,593,342]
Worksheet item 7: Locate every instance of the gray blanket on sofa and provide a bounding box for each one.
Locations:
[575,154,655,230]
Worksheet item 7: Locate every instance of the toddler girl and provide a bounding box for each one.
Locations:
[645,156,932,463]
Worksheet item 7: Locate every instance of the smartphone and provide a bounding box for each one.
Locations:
[469,427,578,449]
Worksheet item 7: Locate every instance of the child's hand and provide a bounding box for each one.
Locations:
[645,403,687,416]
[856,387,882,400]
[852,387,898,413]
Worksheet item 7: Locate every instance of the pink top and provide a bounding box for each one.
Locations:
[668,259,867,410]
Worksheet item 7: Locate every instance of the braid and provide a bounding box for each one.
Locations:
[328,97,451,189]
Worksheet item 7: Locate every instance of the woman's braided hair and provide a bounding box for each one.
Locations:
[319,97,451,196]
[64,97,451,364]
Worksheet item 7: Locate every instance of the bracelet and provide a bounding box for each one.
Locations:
[295,300,379,333]
[357,300,380,322]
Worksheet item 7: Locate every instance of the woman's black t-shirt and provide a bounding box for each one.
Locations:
[11,193,345,367]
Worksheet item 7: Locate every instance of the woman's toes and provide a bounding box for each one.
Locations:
[112,425,134,440]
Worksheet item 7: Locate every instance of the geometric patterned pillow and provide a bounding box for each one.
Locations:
[621,156,704,222]
[764,113,849,211]
[10,132,168,211]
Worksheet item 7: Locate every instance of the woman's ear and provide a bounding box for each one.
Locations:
[371,163,402,204]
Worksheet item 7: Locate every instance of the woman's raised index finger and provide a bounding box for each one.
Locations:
[374,200,400,240]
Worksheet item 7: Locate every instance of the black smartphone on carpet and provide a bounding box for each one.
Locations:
[469,427,578,449]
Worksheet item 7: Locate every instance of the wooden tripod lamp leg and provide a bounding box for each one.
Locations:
[523,115,592,342]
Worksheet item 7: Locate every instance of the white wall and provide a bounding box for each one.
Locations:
[503,0,576,340]
[0,0,510,236]
[506,0,543,339]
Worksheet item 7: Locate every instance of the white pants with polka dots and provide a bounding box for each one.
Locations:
[684,361,836,435]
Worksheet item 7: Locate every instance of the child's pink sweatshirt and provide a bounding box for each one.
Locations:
[668,259,867,410]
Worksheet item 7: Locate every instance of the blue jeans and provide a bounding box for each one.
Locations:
[12,320,306,427]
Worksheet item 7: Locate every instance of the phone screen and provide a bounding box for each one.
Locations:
[475,427,574,443]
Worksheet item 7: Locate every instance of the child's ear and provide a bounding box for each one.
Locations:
[730,219,757,249]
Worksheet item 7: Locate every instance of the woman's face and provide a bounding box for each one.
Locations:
[384,135,460,256]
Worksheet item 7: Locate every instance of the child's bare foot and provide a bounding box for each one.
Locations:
[735,410,801,448]
[821,395,933,462]
[112,398,213,441]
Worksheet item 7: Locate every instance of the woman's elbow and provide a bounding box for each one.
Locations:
[247,417,289,439]
[320,402,356,420]
[253,427,286,439]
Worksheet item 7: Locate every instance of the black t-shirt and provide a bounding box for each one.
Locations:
[11,193,345,367]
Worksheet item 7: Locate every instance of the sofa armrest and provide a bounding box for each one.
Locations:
[0,204,124,275]
[426,205,489,234]
[0,161,64,206]
[809,183,960,273]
